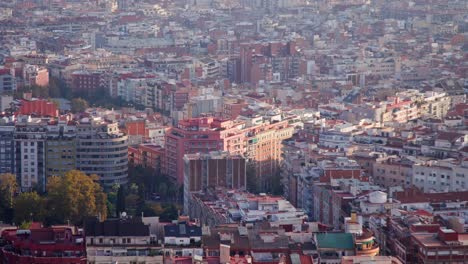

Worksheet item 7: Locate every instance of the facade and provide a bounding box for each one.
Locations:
[163,221,202,247]
[16,99,59,117]
[76,118,128,186]
[0,224,86,264]
[239,41,301,84]
[412,159,468,193]
[70,71,104,94]
[23,65,49,87]
[45,119,77,178]
[165,117,243,184]
[85,217,163,264]
[412,227,468,264]
[128,143,164,172]
[165,116,293,186]
[0,125,15,174]
[0,68,17,93]
[372,156,413,189]
[0,116,129,191]
[14,117,47,191]
[183,151,246,213]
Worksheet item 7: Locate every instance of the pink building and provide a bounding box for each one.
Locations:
[23,65,49,87]
[165,117,245,183]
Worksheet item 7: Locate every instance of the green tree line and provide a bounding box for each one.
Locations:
[0,171,107,226]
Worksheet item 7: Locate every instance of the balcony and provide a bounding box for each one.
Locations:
[356,243,380,257]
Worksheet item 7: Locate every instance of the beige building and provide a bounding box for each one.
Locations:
[372,156,413,189]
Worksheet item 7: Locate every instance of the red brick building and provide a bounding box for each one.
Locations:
[128,144,165,172]
[70,71,104,94]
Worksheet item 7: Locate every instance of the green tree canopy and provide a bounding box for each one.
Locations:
[71,98,89,113]
[0,173,18,223]
[13,192,45,224]
[46,170,107,225]
[0,173,18,208]
[116,185,126,216]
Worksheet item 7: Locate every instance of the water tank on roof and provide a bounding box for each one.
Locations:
[369,191,387,204]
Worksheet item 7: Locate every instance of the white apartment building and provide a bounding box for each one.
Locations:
[412,159,468,193]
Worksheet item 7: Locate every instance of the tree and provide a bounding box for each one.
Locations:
[0,173,18,223]
[0,173,18,208]
[71,98,89,113]
[158,182,167,197]
[116,185,126,216]
[46,170,107,225]
[160,204,179,222]
[13,192,45,224]
[246,164,258,194]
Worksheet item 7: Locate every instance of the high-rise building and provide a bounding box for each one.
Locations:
[76,118,129,186]
[239,40,300,84]
[45,119,77,178]
[165,117,244,184]
[13,116,47,192]
[165,116,293,187]
[0,69,16,93]
[2,116,129,191]
[0,68,16,93]
[0,124,15,174]
[183,151,246,213]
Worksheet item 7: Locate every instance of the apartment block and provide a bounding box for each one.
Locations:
[165,116,293,187]
[14,117,47,191]
[183,151,246,214]
[76,118,128,186]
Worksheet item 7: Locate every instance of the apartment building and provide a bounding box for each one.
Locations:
[372,156,413,189]
[14,117,47,191]
[0,68,16,93]
[76,118,128,186]
[165,116,293,187]
[183,151,246,214]
[85,216,163,264]
[1,224,86,264]
[128,144,164,172]
[2,116,129,191]
[23,65,49,87]
[0,124,15,174]
[412,159,468,193]
[45,119,77,178]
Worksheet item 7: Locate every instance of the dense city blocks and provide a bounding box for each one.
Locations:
[0,0,467,264]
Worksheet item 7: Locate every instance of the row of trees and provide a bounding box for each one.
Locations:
[0,171,107,226]
[111,165,181,222]
[0,166,182,227]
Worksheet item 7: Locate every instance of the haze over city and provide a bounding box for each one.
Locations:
[0,0,467,263]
